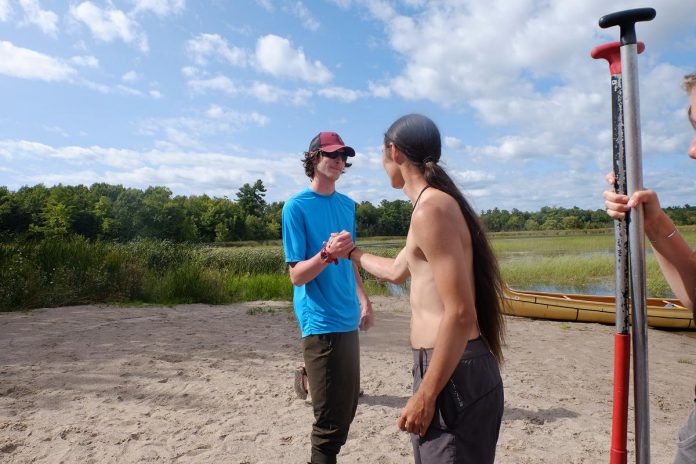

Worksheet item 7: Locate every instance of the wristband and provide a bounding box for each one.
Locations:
[320,247,338,265]
[347,246,357,260]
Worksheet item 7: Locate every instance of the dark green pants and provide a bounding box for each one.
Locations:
[303,330,360,464]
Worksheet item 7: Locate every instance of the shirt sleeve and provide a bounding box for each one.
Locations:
[282,200,306,263]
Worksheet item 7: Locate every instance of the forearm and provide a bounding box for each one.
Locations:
[288,251,330,287]
[648,223,696,308]
[417,308,476,401]
[351,248,405,284]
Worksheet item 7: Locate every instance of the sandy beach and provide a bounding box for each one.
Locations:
[1,296,695,463]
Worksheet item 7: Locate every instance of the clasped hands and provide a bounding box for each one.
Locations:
[324,230,355,260]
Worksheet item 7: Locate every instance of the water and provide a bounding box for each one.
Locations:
[521,283,614,296]
[385,280,410,297]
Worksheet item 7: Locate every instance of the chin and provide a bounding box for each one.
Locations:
[390,178,405,189]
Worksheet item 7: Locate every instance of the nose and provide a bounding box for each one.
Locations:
[689,137,696,160]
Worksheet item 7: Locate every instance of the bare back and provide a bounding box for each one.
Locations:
[404,189,480,348]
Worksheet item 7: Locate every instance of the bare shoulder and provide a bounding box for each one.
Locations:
[411,189,469,241]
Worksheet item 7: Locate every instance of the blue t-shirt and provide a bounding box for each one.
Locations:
[282,187,360,337]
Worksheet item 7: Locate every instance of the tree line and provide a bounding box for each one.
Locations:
[1,181,695,242]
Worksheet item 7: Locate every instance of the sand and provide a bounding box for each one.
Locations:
[1,296,695,463]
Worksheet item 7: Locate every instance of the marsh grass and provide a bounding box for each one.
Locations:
[0,239,291,310]
[2,229,691,311]
[228,274,293,301]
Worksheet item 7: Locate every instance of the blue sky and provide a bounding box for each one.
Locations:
[1,0,695,212]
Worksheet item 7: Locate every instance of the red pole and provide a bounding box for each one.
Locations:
[610,333,631,464]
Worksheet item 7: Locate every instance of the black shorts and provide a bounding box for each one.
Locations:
[411,338,504,464]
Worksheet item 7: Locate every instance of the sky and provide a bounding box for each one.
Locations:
[1,0,695,212]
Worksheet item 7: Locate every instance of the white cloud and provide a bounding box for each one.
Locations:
[70,55,99,68]
[19,0,58,36]
[131,0,185,17]
[183,73,312,105]
[71,1,149,53]
[187,75,238,95]
[42,125,69,137]
[0,41,76,81]
[122,70,139,82]
[451,169,495,185]
[317,86,364,102]
[287,2,319,31]
[255,0,273,13]
[245,82,313,105]
[149,89,162,99]
[116,84,143,96]
[0,0,12,21]
[186,33,248,67]
[139,106,270,148]
[2,138,300,196]
[368,81,391,98]
[444,136,462,149]
[255,34,332,84]
[248,81,285,102]
[181,66,199,78]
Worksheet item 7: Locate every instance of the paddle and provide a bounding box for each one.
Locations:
[599,8,656,464]
[591,39,645,464]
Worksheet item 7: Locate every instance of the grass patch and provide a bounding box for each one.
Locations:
[228,274,293,301]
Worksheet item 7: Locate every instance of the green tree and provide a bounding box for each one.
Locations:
[236,180,267,217]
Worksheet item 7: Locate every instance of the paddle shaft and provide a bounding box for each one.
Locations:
[599,9,656,463]
[622,42,651,464]
[609,71,631,335]
[609,68,631,464]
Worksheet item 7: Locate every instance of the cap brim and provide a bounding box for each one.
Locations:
[321,144,355,156]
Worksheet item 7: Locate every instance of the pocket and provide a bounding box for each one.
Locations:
[436,355,502,430]
[436,381,462,430]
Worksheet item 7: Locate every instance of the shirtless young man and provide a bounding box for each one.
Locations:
[331,114,506,463]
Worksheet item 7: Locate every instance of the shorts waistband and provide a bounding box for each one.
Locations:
[411,337,490,365]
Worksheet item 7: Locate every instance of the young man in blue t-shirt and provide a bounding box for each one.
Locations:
[282,131,374,464]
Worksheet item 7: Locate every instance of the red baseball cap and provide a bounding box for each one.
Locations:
[308,132,355,156]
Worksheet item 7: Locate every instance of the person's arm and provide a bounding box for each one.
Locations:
[350,247,410,284]
[288,251,333,287]
[353,262,375,331]
[604,176,696,309]
[637,193,696,310]
[396,201,477,437]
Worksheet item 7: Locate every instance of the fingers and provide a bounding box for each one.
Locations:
[397,414,406,432]
[359,314,374,331]
[626,189,659,209]
[325,231,354,259]
[603,189,630,220]
[605,172,616,185]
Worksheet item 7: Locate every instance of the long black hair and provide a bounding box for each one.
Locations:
[385,113,506,364]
